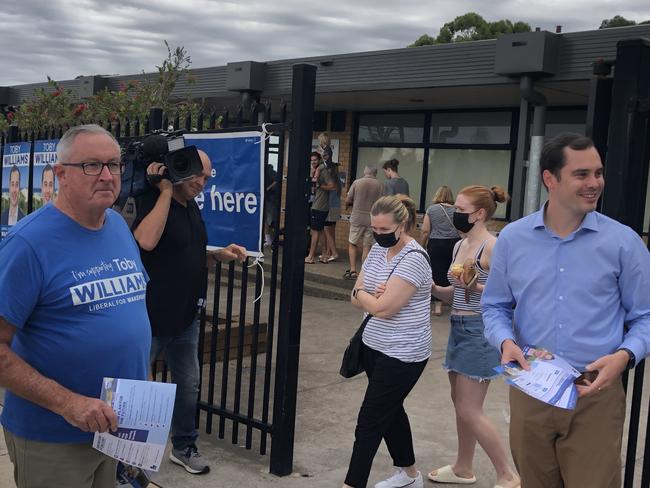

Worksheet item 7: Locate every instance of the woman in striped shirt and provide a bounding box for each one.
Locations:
[343,195,432,488]
[428,185,520,488]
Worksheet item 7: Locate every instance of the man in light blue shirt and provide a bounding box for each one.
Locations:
[482,133,650,488]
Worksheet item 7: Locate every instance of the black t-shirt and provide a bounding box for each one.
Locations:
[133,188,208,337]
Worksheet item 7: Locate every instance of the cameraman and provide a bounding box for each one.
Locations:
[132,149,246,475]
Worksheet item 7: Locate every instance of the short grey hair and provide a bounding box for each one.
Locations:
[56,124,119,162]
[363,165,377,176]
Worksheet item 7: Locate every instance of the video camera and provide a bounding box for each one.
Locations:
[116,130,203,209]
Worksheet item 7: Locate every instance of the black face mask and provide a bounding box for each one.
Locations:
[373,228,400,248]
[452,211,477,233]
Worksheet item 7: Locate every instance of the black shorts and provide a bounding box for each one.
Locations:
[310,209,328,231]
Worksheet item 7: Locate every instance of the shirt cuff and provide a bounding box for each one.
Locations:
[619,338,646,368]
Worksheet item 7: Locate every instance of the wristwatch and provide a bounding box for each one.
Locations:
[616,348,636,370]
[352,287,364,299]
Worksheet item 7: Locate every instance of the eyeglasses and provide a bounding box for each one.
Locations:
[60,162,125,175]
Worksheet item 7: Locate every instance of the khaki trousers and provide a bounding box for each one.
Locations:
[3,429,117,488]
[509,381,626,488]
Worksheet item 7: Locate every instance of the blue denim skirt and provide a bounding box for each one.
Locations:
[443,314,501,381]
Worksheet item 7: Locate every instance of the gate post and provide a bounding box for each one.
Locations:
[601,38,650,230]
[598,38,650,488]
[269,63,317,476]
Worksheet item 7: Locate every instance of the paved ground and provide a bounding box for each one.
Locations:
[0,293,648,487]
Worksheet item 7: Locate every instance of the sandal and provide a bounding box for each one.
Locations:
[427,465,476,484]
[343,270,358,280]
[305,257,316,264]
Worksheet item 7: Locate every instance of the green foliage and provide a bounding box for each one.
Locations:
[408,12,531,47]
[599,15,637,29]
[2,41,204,134]
[408,34,436,48]
[11,78,82,133]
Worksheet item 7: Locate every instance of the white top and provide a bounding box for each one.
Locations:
[361,240,432,362]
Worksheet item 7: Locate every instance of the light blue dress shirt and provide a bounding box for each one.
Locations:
[482,207,650,371]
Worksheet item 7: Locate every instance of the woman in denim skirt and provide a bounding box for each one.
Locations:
[428,185,520,488]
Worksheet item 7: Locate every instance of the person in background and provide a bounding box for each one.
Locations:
[420,185,459,315]
[322,145,341,262]
[344,165,384,280]
[263,162,278,247]
[382,159,409,197]
[429,185,519,488]
[305,150,335,264]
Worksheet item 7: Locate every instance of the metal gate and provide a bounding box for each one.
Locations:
[151,64,317,476]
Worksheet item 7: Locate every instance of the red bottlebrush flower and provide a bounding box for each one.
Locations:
[52,90,61,97]
[7,112,14,121]
[73,103,86,115]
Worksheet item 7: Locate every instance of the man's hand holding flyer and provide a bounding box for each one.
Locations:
[494,346,581,409]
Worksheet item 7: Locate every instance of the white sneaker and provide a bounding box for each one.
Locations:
[375,469,423,488]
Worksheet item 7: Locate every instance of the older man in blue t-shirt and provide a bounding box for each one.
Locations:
[482,133,650,488]
[0,125,150,488]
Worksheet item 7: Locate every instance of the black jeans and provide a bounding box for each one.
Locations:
[344,343,428,488]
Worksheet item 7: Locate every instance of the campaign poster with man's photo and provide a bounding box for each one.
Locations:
[1,142,31,239]
[32,139,59,210]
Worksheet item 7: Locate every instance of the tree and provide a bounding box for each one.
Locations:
[409,34,436,47]
[599,15,636,29]
[409,12,531,47]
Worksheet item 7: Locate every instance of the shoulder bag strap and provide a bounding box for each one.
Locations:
[359,248,431,333]
[439,203,456,231]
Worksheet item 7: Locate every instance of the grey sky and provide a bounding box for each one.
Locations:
[3,0,650,86]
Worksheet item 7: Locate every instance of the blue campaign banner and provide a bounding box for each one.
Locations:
[32,139,59,210]
[2,142,31,239]
[183,132,264,257]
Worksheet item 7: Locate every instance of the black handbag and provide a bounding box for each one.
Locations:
[339,313,373,378]
[339,249,430,378]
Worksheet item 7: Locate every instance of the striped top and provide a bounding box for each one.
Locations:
[361,240,432,362]
[425,204,460,239]
[448,240,489,313]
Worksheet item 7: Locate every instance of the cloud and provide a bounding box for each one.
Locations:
[2,0,649,85]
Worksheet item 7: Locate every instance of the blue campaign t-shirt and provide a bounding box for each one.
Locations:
[0,205,151,443]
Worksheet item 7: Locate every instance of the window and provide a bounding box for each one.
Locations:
[426,149,511,219]
[430,112,512,144]
[358,113,425,144]
[356,147,425,201]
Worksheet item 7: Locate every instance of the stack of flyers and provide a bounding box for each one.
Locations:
[93,378,176,472]
[494,345,581,410]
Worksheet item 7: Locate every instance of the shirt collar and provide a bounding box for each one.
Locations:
[531,201,600,233]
